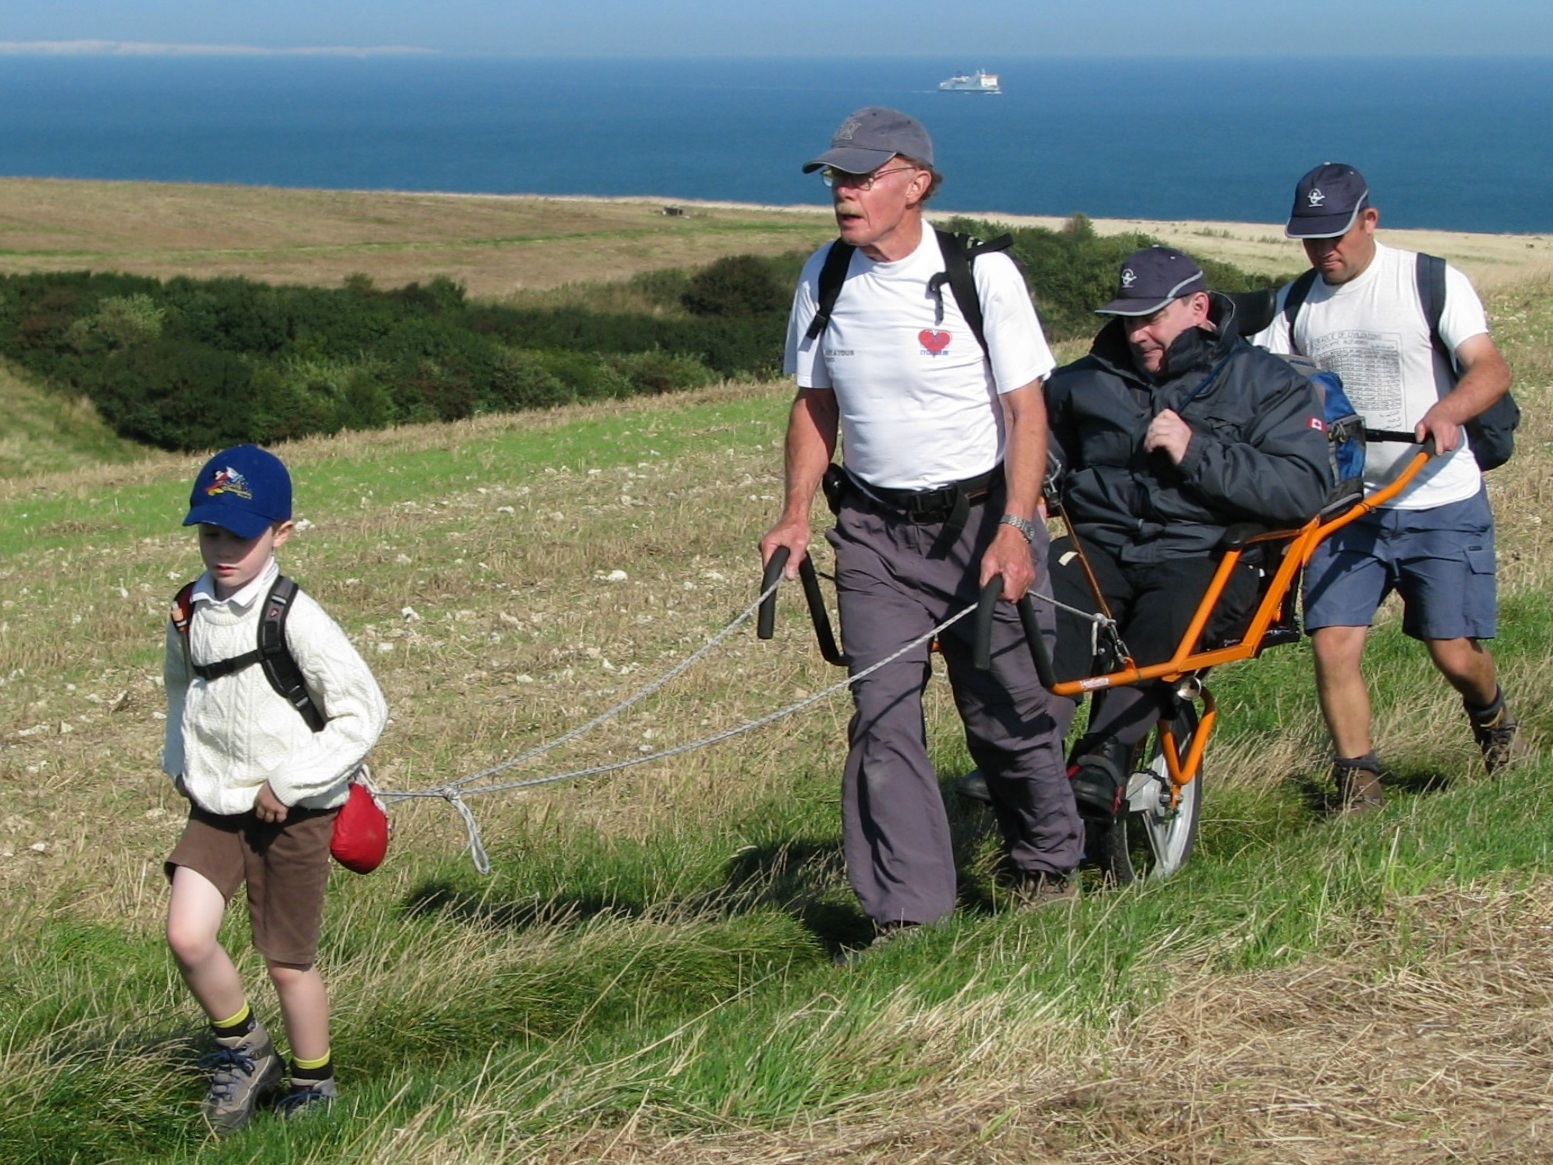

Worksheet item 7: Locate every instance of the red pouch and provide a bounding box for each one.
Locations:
[330,769,390,874]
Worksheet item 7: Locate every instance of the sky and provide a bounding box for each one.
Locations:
[1,1,1551,58]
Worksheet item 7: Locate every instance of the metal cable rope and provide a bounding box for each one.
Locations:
[380,577,985,873]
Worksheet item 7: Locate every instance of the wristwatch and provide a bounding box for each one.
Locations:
[999,513,1039,542]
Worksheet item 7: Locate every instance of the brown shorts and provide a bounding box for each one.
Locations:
[166,803,338,967]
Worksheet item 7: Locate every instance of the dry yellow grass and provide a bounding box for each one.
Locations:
[3,181,1552,1163]
[6,178,1550,304]
[0,178,837,297]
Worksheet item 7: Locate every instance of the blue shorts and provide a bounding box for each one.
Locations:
[1302,488,1497,641]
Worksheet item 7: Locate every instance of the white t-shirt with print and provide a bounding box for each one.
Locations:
[784,225,1054,491]
[1254,241,1490,509]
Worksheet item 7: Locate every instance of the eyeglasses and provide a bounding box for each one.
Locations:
[819,165,918,191]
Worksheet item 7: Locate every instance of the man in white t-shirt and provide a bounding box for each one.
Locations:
[760,107,1080,943]
[1255,163,1520,813]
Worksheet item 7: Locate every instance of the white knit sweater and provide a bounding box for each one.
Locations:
[163,559,388,816]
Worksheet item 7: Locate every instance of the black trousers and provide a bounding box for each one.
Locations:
[1050,536,1261,752]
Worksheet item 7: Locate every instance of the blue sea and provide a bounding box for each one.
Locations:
[1,54,1550,233]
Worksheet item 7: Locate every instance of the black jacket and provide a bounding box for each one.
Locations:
[1045,294,1330,564]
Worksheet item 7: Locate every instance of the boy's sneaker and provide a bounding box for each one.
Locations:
[276,1076,338,1118]
[1469,701,1525,776]
[1332,757,1385,816]
[198,1023,283,1133]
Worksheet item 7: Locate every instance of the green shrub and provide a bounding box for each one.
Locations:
[681,255,789,319]
[607,350,717,395]
[86,340,258,451]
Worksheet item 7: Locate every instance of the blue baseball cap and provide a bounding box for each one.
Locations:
[183,444,293,538]
[803,106,935,174]
[1286,162,1370,239]
[1097,247,1206,316]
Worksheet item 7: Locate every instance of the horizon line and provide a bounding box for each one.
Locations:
[1,42,1550,60]
[0,40,437,58]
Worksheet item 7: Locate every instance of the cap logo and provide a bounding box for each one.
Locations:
[1120,268,1137,288]
[835,115,862,142]
[1307,187,1326,208]
[204,467,254,501]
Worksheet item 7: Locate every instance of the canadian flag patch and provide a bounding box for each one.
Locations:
[1308,416,1326,433]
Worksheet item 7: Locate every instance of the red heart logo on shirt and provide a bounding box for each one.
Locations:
[919,330,952,353]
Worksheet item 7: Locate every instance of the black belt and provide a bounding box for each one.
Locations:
[831,464,1004,558]
[855,465,1002,520]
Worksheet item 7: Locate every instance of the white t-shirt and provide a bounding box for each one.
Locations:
[784,225,1054,490]
[1254,241,1489,509]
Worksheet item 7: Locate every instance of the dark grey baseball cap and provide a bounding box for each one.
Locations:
[1097,247,1206,316]
[1286,162,1371,238]
[802,106,935,174]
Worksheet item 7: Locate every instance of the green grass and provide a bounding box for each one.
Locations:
[1,281,1551,1161]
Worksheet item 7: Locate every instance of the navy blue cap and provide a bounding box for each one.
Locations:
[1097,247,1206,316]
[183,444,293,538]
[1286,162,1370,239]
[803,106,935,174]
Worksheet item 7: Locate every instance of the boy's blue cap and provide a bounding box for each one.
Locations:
[1097,246,1206,316]
[1287,162,1370,239]
[184,444,292,539]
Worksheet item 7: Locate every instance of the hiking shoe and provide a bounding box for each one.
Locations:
[833,921,919,967]
[1332,758,1385,816]
[1069,754,1126,819]
[953,769,992,804]
[276,1077,338,1118]
[1008,871,1078,911]
[1469,701,1526,776]
[198,1023,283,1134]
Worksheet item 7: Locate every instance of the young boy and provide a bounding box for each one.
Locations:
[162,444,388,1133]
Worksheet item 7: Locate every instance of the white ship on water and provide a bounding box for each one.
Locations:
[938,69,1001,94]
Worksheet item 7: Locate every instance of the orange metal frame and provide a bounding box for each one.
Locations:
[1052,447,1432,800]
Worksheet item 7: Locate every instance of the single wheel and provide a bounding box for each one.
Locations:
[1086,701,1202,885]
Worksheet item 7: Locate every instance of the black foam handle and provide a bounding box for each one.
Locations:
[1018,594,1057,689]
[757,546,789,640]
[972,576,1002,670]
[798,557,844,666]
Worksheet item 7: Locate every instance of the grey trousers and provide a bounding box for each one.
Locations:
[827,491,1082,926]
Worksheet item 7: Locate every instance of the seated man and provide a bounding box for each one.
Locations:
[1045,247,1331,817]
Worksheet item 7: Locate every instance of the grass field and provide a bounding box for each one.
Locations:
[2,182,1552,1163]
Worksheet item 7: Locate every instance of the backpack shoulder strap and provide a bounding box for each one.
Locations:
[170,582,197,642]
[929,227,1012,358]
[259,575,326,733]
[1280,269,1320,356]
[803,239,857,343]
[1415,251,1456,382]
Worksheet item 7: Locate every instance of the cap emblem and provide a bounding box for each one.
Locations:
[1307,187,1326,207]
[204,468,254,501]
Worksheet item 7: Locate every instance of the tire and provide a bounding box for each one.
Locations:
[1087,701,1202,885]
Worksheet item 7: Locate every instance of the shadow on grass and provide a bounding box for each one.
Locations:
[401,881,647,930]
[398,772,1011,962]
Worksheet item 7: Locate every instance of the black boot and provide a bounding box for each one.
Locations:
[1068,736,1135,819]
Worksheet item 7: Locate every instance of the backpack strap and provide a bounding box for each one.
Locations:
[258,576,326,733]
[803,239,857,343]
[169,575,325,733]
[170,582,196,642]
[928,228,1011,358]
[803,229,1013,359]
[1279,269,1320,356]
[1415,251,1456,377]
